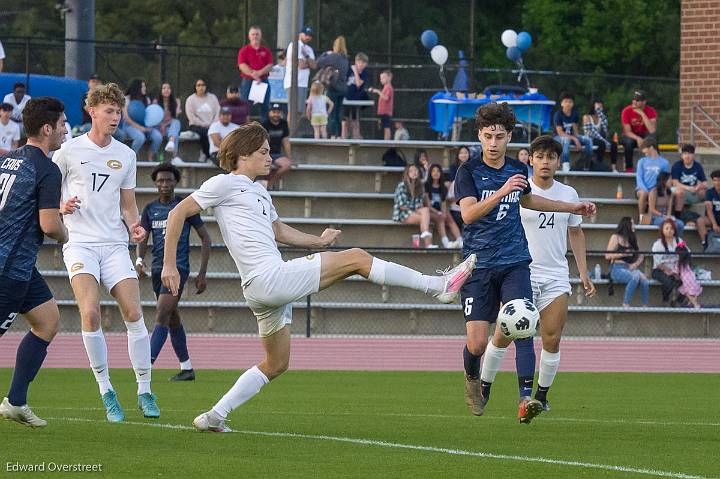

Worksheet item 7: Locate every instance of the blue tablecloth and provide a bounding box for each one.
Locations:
[429,92,555,136]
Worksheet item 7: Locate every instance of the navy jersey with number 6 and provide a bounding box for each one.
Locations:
[141,196,204,272]
[0,146,62,281]
[454,154,532,267]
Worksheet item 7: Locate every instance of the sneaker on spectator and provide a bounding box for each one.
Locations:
[171,156,189,166]
[164,140,175,153]
[179,130,200,141]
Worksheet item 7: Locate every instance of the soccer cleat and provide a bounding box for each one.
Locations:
[101,390,125,423]
[518,396,543,424]
[464,375,488,416]
[169,369,196,381]
[435,254,477,303]
[193,410,232,433]
[137,393,160,418]
[0,397,47,428]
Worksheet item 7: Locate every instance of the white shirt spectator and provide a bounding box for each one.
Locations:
[283,40,315,89]
[652,237,681,271]
[207,120,240,155]
[3,93,31,123]
[0,118,20,152]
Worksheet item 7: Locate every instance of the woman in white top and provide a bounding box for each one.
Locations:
[184,78,220,160]
[651,217,683,305]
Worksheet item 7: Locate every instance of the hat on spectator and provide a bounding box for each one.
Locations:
[227,85,239,93]
[89,73,101,81]
[0,103,13,111]
[270,103,282,111]
[633,90,647,101]
[681,144,695,154]
[301,26,313,36]
[220,106,232,114]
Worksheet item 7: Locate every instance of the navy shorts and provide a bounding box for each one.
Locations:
[460,261,532,322]
[379,114,392,129]
[0,268,54,337]
[152,270,189,298]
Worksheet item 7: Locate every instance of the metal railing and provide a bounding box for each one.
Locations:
[690,104,720,150]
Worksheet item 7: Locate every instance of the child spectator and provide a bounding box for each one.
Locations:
[393,120,410,141]
[552,92,593,170]
[704,170,720,248]
[675,242,702,308]
[446,146,470,231]
[414,148,430,183]
[648,172,685,236]
[343,52,369,139]
[605,217,649,308]
[582,99,617,171]
[635,136,669,219]
[651,218,683,305]
[620,90,657,172]
[424,164,462,248]
[671,144,707,219]
[392,164,434,248]
[368,70,394,140]
[305,81,333,139]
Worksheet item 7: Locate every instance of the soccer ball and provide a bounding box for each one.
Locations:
[498,298,539,339]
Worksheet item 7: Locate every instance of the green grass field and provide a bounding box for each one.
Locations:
[1,369,718,478]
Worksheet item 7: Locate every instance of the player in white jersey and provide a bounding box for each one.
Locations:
[161,122,477,432]
[53,84,160,422]
[520,135,596,411]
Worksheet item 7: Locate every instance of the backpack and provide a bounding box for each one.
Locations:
[382,148,406,167]
[705,232,720,253]
[313,66,347,96]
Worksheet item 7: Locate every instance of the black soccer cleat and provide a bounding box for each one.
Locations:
[169,369,196,381]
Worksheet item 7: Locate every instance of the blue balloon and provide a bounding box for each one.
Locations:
[127,100,146,125]
[517,31,532,51]
[144,104,164,128]
[420,30,438,49]
[506,46,522,62]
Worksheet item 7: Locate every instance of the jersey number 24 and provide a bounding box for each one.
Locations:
[538,212,555,229]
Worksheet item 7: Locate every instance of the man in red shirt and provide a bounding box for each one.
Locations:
[237,25,273,121]
[620,90,657,172]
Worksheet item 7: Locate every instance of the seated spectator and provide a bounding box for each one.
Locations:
[516,147,531,176]
[261,104,292,190]
[446,146,470,231]
[208,107,240,164]
[2,82,31,130]
[425,164,462,248]
[392,164,434,247]
[368,70,394,140]
[651,218,683,305]
[414,148,430,183]
[0,103,20,155]
[316,35,350,139]
[671,144,707,224]
[185,78,220,161]
[343,52,369,139]
[675,242,702,308]
[552,92,593,170]
[605,216,649,308]
[123,78,162,160]
[704,170,720,249]
[393,120,410,141]
[220,85,250,125]
[156,82,182,160]
[305,81,333,139]
[77,73,102,135]
[582,99,617,171]
[620,90,657,172]
[648,172,685,236]
[635,136,669,220]
[237,25,273,121]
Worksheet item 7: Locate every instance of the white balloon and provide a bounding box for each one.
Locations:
[430,45,448,66]
[501,29,518,48]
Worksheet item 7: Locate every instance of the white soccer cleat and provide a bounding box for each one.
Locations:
[435,254,477,303]
[0,397,47,428]
[193,410,232,433]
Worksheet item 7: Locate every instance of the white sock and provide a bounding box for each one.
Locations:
[538,349,561,389]
[480,342,508,384]
[367,257,444,294]
[180,359,193,370]
[212,366,269,419]
[441,236,451,248]
[125,319,152,395]
[82,329,113,395]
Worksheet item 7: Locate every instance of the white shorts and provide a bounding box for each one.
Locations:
[243,254,322,337]
[531,277,571,312]
[62,243,137,292]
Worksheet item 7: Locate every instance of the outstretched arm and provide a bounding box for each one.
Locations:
[568,225,596,297]
[161,196,203,295]
[521,193,596,217]
[272,220,340,248]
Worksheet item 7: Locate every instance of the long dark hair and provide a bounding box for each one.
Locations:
[160,82,178,119]
[126,78,149,103]
[615,216,639,250]
[455,146,470,168]
[658,217,678,251]
[402,164,424,199]
[414,148,429,168]
[655,171,671,198]
[676,243,692,269]
[425,164,448,200]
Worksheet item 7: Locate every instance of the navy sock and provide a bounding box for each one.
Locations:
[463,345,481,379]
[535,385,550,403]
[514,337,536,398]
[169,324,190,364]
[480,380,492,399]
[150,325,169,364]
[8,332,49,406]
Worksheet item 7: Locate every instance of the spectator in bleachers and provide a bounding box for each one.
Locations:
[305,81,333,139]
[648,172,685,236]
[0,103,20,155]
[368,70,394,141]
[414,148,430,183]
[582,99,617,171]
[123,78,162,160]
[284,26,316,125]
[393,120,410,141]
[261,103,292,190]
[605,216,649,308]
[220,85,250,126]
[425,164,462,248]
[675,242,702,308]
[343,52,369,139]
[185,78,220,162]
[704,170,720,248]
[392,164,434,248]
[552,92,593,170]
[156,82,182,160]
[446,146,470,231]
[2,82,31,129]
[635,136,669,220]
[651,218,683,306]
[671,144,707,225]
[77,74,102,135]
[237,25,273,121]
[620,90,657,172]
[516,147,531,176]
[208,107,240,165]
[316,36,349,139]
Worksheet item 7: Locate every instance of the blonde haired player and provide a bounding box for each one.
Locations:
[161,122,476,432]
[53,83,160,422]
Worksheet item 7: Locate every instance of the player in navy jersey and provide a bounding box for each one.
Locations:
[0,97,69,427]
[455,103,596,423]
[137,164,211,381]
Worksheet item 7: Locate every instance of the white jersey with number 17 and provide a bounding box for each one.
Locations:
[520,178,582,281]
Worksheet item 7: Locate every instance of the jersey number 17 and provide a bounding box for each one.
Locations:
[0,173,17,211]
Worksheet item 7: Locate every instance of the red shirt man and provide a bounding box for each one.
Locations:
[621,90,657,138]
[237,26,273,81]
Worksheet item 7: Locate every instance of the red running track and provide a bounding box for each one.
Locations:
[1,334,718,373]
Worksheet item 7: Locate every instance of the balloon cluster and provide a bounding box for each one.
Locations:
[501,29,532,63]
[421,29,448,66]
[128,100,164,128]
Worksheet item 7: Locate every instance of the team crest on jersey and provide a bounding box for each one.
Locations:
[106,159,122,170]
[305,254,315,261]
[70,262,84,272]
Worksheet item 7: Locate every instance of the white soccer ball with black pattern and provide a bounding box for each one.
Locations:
[498,298,539,339]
